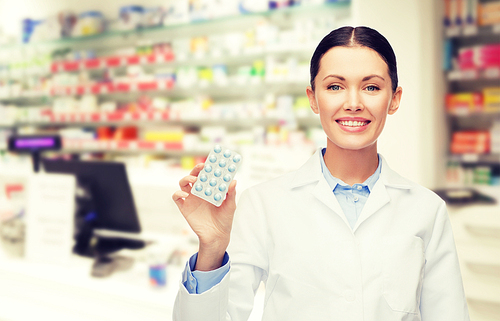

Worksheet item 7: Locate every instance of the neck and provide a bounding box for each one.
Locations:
[323,141,379,186]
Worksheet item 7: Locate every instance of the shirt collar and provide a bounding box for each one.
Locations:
[319,148,381,192]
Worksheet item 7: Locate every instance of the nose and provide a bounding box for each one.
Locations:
[343,89,363,112]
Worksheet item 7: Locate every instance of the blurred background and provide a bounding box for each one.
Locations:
[0,0,498,320]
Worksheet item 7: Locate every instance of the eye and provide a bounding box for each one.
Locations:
[365,85,380,92]
[328,85,341,91]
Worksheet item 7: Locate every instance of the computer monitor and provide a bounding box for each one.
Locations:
[42,159,143,257]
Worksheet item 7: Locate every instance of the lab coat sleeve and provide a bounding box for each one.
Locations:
[420,200,470,320]
[172,188,269,321]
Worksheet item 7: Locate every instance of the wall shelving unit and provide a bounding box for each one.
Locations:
[0,1,350,159]
[442,1,500,319]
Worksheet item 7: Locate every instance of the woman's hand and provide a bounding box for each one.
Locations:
[172,163,237,271]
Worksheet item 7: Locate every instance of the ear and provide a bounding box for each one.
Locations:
[306,86,319,114]
[388,86,402,115]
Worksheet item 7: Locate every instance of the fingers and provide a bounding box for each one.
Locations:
[172,190,189,210]
[190,163,205,176]
[179,175,197,193]
[179,163,205,192]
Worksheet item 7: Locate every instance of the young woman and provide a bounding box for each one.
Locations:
[172,26,470,321]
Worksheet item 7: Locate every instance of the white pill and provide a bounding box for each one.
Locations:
[232,154,241,163]
[214,193,222,201]
[218,184,227,192]
[223,150,231,158]
[204,188,212,196]
[209,179,217,187]
[219,159,227,167]
[199,174,208,182]
[209,155,217,163]
[204,164,212,173]
[223,174,231,182]
[195,184,203,192]
[214,145,222,153]
[214,169,222,177]
[228,164,236,172]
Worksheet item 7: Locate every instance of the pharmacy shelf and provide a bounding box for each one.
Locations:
[0,81,310,103]
[13,111,320,129]
[447,67,500,81]
[445,23,500,38]
[51,52,174,73]
[61,139,195,156]
[47,45,316,75]
[447,110,500,117]
[449,153,500,165]
[0,1,350,51]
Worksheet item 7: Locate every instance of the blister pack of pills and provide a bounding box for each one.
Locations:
[191,145,242,207]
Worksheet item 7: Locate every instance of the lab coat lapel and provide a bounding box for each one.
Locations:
[291,148,349,226]
[352,156,412,232]
[352,178,390,232]
[312,178,350,226]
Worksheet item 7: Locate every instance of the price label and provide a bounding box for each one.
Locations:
[462,153,479,163]
[445,26,460,37]
[462,25,478,36]
[484,68,500,79]
[462,70,477,80]
[156,55,165,63]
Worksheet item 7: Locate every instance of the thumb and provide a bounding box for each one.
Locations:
[223,180,237,209]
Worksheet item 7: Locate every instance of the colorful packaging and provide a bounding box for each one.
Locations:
[451,130,490,154]
[483,87,500,112]
[479,1,500,25]
[446,92,483,113]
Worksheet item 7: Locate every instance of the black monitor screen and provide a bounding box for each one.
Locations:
[42,159,141,233]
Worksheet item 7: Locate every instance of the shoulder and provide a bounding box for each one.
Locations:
[380,156,445,207]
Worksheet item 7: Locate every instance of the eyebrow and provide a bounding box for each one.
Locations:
[322,74,386,82]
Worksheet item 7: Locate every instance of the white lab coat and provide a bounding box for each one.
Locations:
[173,149,470,321]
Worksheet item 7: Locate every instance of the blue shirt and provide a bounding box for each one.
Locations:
[319,148,381,229]
[183,149,382,294]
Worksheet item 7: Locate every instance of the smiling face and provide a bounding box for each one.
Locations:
[307,46,402,153]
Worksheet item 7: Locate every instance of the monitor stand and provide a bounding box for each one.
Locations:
[89,236,146,278]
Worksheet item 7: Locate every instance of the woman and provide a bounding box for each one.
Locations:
[172,26,470,321]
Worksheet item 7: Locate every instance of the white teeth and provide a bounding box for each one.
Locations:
[338,120,368,127]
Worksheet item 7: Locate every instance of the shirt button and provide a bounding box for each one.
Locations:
[357,185,362,190]
[353,196,359,202]
[344,290,356,302]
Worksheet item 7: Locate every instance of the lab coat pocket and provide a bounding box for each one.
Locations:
[382,235,425,314]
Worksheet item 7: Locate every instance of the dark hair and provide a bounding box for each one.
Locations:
[310,26,398,93]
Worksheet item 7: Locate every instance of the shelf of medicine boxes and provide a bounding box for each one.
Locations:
[0,1,351,52]
[443,12,500,168]
[0,1,350,82]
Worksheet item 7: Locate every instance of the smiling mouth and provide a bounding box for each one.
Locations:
[336,120,371,127]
